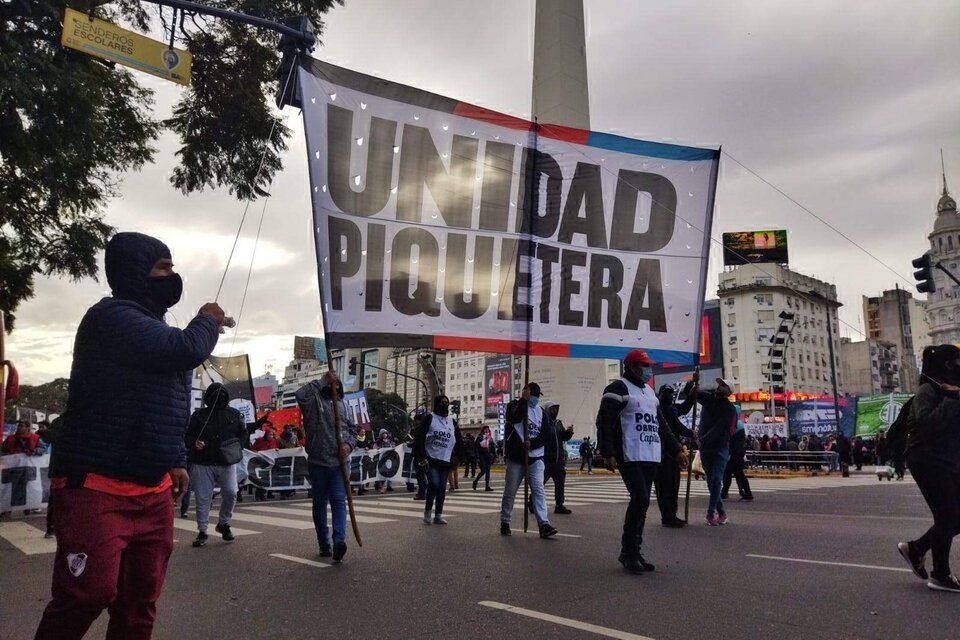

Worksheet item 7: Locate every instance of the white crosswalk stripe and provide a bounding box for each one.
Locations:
[0,474,909,556]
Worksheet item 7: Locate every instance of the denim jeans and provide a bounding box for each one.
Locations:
[700,448,729,515]
[500,458,548,526]
[308,464,347,546]
[425,464,450,517]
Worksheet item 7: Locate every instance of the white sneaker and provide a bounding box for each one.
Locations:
[423,511,432,524]
[927,575,960,593]
[433,516,448,525]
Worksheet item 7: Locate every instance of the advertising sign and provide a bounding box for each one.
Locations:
[61,8,192,86]
[855,393,912,437]
[722,230,789,266]
[485,355,513,418]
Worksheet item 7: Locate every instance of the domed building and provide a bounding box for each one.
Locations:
[924,161,960,344]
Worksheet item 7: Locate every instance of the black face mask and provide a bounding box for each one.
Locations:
[145,273,183,312]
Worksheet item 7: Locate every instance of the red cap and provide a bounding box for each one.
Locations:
[623,349,655,367]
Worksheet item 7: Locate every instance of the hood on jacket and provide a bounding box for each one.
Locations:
[319,374,345,399]
[203,383,230,408]
[105,232,172,306]
[542,401,559,419]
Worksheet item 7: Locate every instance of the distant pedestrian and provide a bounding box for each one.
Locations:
[499,383,557,539]
[296,371,357,562]
[184,383,246,547]
[540,401,574,515]
[414,395,462,525]
[473,425,496,491]
[597,350,686,573]
[579,437,594,474]
[897,345,960,592]
[691,377,738,526]
[654,385,696,527]
[462,433,478,479]
[721,404,754,502]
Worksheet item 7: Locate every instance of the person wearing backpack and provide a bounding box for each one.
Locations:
[897,345,960,593]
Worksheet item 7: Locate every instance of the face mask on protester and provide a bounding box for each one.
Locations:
[528,396,539,408]
[145,273,183,311]
[638,369,652,384]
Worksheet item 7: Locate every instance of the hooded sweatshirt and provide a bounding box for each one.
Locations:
[295,377,358,467]
[51,232,220,487]
[185,383,247,466]
[542,401,574,464]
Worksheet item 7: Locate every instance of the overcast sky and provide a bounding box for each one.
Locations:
[8,0,959,385]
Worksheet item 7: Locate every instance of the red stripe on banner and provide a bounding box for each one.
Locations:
[433,336,570,357]
[538,123,590,145]
[453,103,534,132]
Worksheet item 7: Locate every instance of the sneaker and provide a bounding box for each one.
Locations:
[179,511,189,519]
[637,555,656,571]
[662,519,685,529]
[500,522,512,536]
[740,496,755,501]
[706,512,720,526]
[897,542,929,580]
[718,513,728,525]
[539,523,558,539]
[555,505,572,515]
[927,575,960,593]
[44,529,54,539]
[215,523,235,541]
[319,543,332,557]
[192,532,208,547]
[433,516,448,525]
[332,541,347,563]
[485,486,494,492]
[621,556,645,574]
[423,510,432,524]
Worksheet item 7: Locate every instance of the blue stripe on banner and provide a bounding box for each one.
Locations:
[586,132,720,161]
[568,344,698,365]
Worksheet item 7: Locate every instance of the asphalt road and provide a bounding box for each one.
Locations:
[1,472,957,640]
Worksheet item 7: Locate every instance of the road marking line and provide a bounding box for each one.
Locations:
[746,554,911,572]
[735,511,931,522]
[172,519,259,536]
[270,553,330,569]
[0,522,57,555]
[479,601,655,639]
[555,533,582,538]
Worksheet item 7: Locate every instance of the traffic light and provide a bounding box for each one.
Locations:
[450,400,461,416]
[348,357,358,376]
[913,254,936,294]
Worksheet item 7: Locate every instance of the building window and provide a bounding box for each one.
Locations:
[758,310,775,323]
[728,313,736,326]
[950,236,955,250]
[732,366,740,379]
[730,348,738,360]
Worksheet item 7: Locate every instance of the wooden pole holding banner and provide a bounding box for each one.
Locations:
[523,353,530,534]
[683,367,700,523]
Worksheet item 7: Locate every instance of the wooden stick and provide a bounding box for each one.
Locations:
[683,368,700,523]
[324,374,362,547]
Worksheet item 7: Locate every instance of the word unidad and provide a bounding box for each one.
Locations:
[324,105,682,332]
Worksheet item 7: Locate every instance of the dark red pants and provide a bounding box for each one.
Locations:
[35,487,174,640]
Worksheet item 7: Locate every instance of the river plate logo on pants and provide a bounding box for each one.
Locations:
[67,552,88,577]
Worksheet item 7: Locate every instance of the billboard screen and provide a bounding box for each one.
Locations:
[484,355,513,418]
[722,230,789,266]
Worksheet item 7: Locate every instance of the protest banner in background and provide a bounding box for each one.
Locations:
[0,453,49,512]
[786,397,856,437]
[240,444,415,491]
[298,59,719,364]
[855,393,912,437]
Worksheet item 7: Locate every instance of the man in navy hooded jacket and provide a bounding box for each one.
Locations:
[36,232,228,640]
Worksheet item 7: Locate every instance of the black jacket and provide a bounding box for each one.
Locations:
[907,382,960,469]
[503,400,548,463]
[695,390,737,451]
[542,401,573,464]
[595,380,682,464]
[185,386,247,466]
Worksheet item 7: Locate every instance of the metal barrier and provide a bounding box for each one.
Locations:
[745,451,840,473]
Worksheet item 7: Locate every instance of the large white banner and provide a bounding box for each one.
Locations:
[0,453,49,512]
[298,60,719,364]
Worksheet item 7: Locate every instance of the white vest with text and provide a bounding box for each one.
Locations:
[425,414,456,462]
[620,379,661,463]
[512,404,544,458]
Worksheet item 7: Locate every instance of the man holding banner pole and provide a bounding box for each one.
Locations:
[500,383,557,539]
[296,371,359,561]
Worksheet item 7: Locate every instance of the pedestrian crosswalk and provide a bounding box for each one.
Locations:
[0,474,905,556]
